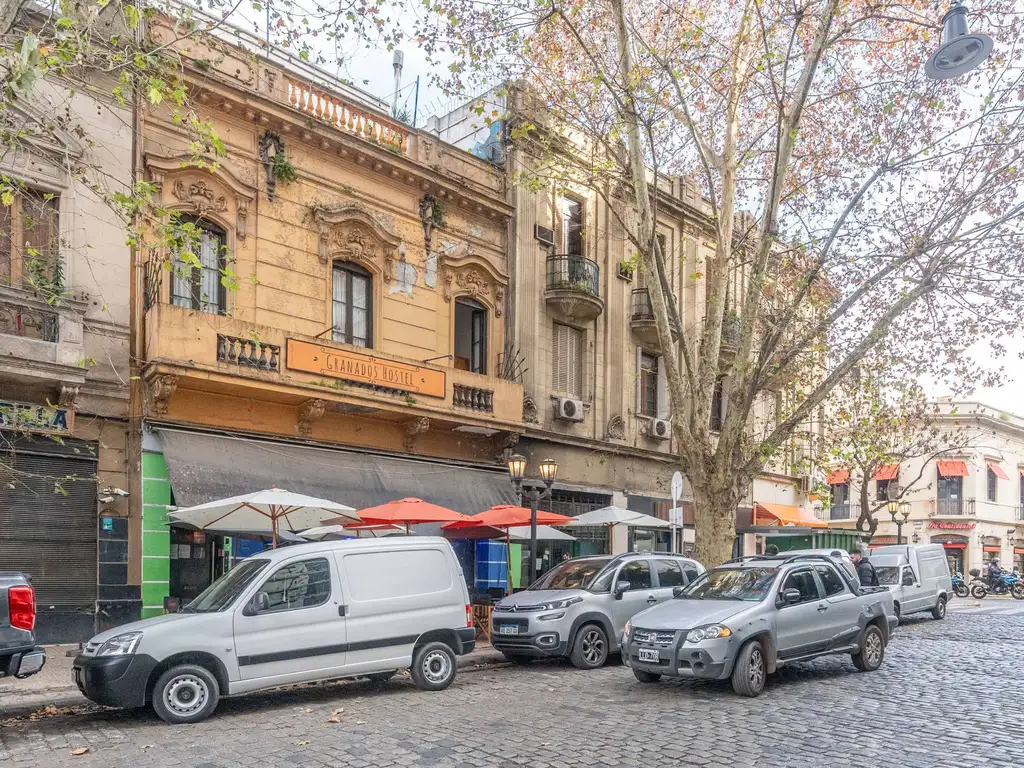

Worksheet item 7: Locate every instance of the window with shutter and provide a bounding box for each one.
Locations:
[640,353,658,417]
[552,323,583,397]
[1,187,60,289]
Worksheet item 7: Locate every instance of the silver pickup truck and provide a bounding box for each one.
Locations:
[622,553,898,697]
[0,572,46,680]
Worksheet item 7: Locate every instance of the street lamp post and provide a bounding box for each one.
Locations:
[888,500,912,545]
[507,454,558,585]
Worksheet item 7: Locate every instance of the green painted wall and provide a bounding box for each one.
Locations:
[142,452,171,618]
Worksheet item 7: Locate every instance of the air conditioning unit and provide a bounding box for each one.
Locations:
[650,418,671,440]
[797,475,811,495]
[554,397,585,423]
[534,224,555,248]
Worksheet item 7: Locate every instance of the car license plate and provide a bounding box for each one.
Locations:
[638,648,660,663]
[498,624,519,636]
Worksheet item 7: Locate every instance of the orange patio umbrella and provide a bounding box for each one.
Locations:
[443,505,574,593]
[324,497,468,534]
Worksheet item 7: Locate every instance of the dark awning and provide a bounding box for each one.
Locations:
[157,429,516,516]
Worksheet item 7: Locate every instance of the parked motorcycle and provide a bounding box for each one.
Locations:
[951,571,969,599]
[969,570,1024,600]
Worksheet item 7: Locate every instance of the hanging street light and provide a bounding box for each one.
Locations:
[925,1,994,80]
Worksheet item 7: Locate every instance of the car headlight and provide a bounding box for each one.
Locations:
[685,625,732,643]
[96,632,143,657]
[540,596,583,610]
[623,619,632,637]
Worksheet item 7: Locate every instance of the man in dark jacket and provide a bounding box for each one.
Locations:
[987,558,1003,589]
[850,549,879,587]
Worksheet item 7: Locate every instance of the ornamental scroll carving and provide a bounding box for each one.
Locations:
[440,265,505,315]
[147,154,255,243]
[173,179,227,214]
[313,205,401,277]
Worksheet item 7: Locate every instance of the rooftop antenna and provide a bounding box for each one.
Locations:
[392,50,404,117]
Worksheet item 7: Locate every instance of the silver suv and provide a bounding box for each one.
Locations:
[622,553,898,696]
[491,553,705,669]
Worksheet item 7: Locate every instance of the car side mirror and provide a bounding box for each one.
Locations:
[246,591,270,615]
[781,588,802,605]
[614,580,631,599]
[672,586,684,598]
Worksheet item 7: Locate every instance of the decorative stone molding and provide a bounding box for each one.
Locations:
[492,430,520,463]
[522,394,539,424]
[172,179,227,214]
[297,398,327,436]
[146,154,255,242]
[148,374,178,417]
[313,204,401,274]
[58,384,80,410]
[606,414,625,440]
[404,417,430,451]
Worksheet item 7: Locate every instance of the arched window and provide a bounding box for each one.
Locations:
[171,216,227,314]
[454,297,487,374]
[333,261,372,348]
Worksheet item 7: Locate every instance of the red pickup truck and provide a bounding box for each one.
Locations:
[0,572,46,679]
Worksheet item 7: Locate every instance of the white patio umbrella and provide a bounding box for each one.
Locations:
[565,506,671,529]
[299,523,403,540]
[169,488,360,548]
[506,525,577,542]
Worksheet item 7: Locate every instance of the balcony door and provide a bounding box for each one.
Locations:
[937,473,963,515]
[454,298,487,374]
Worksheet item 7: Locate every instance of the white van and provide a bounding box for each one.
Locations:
[869,544,953,622]
[72,537,475,723]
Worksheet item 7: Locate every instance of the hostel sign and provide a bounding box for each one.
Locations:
[286,339,447,398]
[0,399,74,434]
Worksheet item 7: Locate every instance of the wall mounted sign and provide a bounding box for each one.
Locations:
[0,399,74,434]
[286,339,446,399]
[928,521,976,530]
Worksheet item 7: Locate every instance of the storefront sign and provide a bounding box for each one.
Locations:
[0,399,74,434]
[928,521,975,530]
[286,339,446,398]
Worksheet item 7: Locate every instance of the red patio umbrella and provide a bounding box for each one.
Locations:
[324,497,468,534]
[443,505,574,593]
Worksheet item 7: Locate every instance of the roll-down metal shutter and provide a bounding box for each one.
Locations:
[0,435,98,606]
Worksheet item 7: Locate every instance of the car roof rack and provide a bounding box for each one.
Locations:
[723,553,840,566]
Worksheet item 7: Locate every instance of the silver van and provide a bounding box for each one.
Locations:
[869,544,952,621]
[73,537,475,723]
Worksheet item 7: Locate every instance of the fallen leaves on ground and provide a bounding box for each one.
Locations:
[293,740,311,746]
[326,708,344,723]
[71,747,90,756]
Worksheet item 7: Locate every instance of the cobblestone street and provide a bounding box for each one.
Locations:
[2,607,1021,768]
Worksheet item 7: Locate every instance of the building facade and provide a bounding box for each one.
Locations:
[133,16,524,617]
[428,91,812,560]
[824,400,1024,574]
[0,61,135,640]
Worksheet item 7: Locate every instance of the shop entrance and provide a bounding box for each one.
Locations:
[169,528,228,604]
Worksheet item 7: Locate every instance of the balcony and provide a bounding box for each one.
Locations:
[630,288,659,344]
[828,503,852,521]
[0,285,88,385]
[144,302,523,431]
[544,255,604,320]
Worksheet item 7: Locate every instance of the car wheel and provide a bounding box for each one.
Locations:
[931,596,947,620]
[632,668,661,683]
[410,642,457,691]
[501,652,533,665]
[569,624,608,670]
[365,670,397,683]
[730,640,766,697]
[151,664,220,725]
[852,625,885,672]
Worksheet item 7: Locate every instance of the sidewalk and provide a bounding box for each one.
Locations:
[1,642,505,721]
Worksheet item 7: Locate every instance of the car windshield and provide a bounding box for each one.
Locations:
[678,567,778,601]
[530,558,610,590]
[184,558,270,613]
[876,566,901,585]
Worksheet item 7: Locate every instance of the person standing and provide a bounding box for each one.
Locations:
[850,549,879,587]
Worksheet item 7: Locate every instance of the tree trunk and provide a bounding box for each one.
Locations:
[690,478,742,568]
[856,478,878,543]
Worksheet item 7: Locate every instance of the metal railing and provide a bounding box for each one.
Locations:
[829,503,852,521]
[546,255,600,298]
[631,288,654,321]
[0,300,58,342]
[935,497,975,516]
